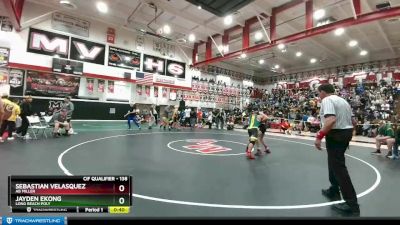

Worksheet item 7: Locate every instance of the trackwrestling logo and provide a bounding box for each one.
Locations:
[2,216,65,225]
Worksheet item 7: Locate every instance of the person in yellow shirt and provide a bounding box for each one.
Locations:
[0,96,21,142]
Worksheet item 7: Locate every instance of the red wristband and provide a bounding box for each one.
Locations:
[316,130,326,140]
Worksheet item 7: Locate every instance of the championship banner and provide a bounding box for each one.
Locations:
[192,80,197,91]
[52,12,90,37]
[208,83,213,93]
[188,92,193,101]
[0,47,9,67]
[9,69,24,96]
[137,84,142,96]
[210,95,215,102]
[154,86,159,97]
[0,68,8,84]
[162,87,167,98]
[230,86,235,96]
[200,93,205,102]
[183,91,188,101]
[181,91,187,100]
[145,86,150,97]
[195,92,200,101]
[177,90,183,100]
[222,86,228,96]
[98,79,105,93]
[198,82,203,93]
[87,78,94,94]
[26,71,80,97]
[204,83,209,93]
[169,89,177,101]
[217,85,222,95]
[202,82,207,93]
[108,80,114,93]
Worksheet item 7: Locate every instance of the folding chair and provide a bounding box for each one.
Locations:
[42,116,54,136]
[27,116,48,139]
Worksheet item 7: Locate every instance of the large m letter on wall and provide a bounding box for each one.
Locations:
[27,28,70,58]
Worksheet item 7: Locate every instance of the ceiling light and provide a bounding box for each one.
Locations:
[277,43,285,50]
[314,9,326,20]
[255,31,263,40]
[281,49,287,53]
[348,40,358,47]
[224,15,233,25]
[296,51,302,57]
[310,58,317,63]
[197,5,202,10]
[163,24,171,34]
[80,55,85,59]
[334,28,345,36]
[274,64,280,69]
[259,59,265,64]
[223,45,229,53]
[96,2,108,13]
[188,34,195,42]
[59,0,70,4]
[360,50,368,56]
[240,53,246,58]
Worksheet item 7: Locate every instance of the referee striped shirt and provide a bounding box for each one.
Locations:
[320,95,353,129]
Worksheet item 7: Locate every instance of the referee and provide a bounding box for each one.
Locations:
[314,84,360,215]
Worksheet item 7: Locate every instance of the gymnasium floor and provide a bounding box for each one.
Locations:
[0,122,399,218]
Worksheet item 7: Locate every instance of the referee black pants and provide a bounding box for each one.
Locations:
[326,129,358,206]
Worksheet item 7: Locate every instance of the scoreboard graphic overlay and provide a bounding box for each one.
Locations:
[8,176,132,214]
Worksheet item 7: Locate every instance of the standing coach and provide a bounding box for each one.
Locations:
[314,84,360,215]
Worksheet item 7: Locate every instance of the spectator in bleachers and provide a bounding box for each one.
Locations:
[189,107,197,130]
[388,123,399,160]
[280,119,291,134]
[372,121,394,156]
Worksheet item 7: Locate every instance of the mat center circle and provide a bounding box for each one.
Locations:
[167,139,247,156]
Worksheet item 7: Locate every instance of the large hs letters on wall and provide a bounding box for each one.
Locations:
[143,54,165,74]
[143,54,185,79]
[70,37,105,65]
[28,28,70,58]
[166,60,185,79]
